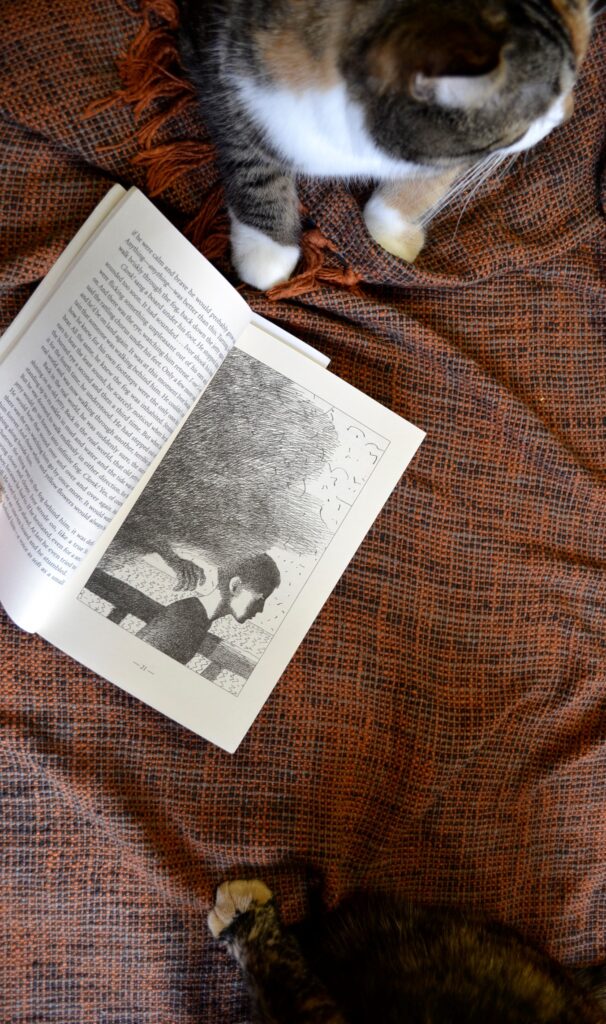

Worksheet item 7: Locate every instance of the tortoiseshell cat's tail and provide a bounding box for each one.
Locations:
[208,880,347,1023]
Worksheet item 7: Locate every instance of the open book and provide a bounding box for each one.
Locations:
[0,186,424,752]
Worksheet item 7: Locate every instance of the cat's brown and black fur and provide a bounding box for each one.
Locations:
[177,0,592,288]
[209,880,606,1023]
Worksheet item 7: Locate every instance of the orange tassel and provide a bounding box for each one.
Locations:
[132,139,215,196]
[184,186,230,262]
[269,228,363,300]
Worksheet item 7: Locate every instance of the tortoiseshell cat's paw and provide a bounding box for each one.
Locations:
[208,879,273,938]
[363,194,425,263]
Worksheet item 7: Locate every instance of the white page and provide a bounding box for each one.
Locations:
[40,323,425,752]
[0,188,250,630]
[250,312,329,368]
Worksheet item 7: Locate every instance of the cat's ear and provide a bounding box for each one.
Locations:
[367,5,508,108]
[410,63,506,109]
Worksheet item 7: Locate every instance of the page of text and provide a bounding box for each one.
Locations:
[0,188,249,628]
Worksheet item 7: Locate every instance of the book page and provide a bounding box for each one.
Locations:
[249,312,330,368]
[0,187,250,630]
[40,324,425,752]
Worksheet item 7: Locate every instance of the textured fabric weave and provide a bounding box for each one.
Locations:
[1,2,606,1021]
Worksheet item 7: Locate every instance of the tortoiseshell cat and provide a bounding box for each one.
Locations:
[209,880,606,1023]
[177,0,592,290]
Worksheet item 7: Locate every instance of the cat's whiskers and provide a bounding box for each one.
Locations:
[418,152,507,230]
[450,154,509,238]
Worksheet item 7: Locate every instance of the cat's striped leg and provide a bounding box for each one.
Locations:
[363,168,462,262]
[209,880,347,1024]
[219,142,301,290]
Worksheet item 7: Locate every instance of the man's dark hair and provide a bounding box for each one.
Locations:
[217,553,281,598]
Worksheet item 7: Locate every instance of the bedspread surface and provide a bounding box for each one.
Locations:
[1,1,606,1020]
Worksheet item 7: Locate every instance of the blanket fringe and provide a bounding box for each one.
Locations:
[132,139,215,197]
[86,0,362,295]
[268,228,363,301]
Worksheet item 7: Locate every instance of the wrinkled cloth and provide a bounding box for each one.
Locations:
[1,1,606,1021]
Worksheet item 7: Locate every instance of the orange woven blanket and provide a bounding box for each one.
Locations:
[1,1,605,1020]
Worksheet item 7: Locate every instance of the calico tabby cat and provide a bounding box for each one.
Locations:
[209,879,606,1023]
[177,0,592,290]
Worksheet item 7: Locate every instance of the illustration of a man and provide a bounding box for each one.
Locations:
[136,553,281,665]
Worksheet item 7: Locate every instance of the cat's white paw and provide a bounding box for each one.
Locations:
[230,214,301,290]
[363,194,425,263]
[208,879,273,938]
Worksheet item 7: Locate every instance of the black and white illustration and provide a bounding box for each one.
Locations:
[79,348,389,696]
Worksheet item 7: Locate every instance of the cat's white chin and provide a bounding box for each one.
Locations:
[363,194,425,263]
[230,214,301,290]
